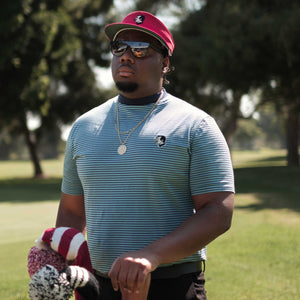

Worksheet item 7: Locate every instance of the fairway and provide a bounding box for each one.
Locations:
[0,149,299,299]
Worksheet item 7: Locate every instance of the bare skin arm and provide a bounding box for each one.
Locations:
[109,191,234,298]
[55,192,86,234]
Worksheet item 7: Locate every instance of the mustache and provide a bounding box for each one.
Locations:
[117,64,135,70]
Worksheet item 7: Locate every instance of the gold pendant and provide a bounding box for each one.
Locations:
[118,144,127,155]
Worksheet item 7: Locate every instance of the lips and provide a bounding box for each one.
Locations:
[117,66,135,78]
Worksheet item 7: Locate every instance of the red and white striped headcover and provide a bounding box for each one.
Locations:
[36,227,93,273]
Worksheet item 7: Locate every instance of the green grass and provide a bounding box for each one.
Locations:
[0,149,299,299]
[0,159,63,300]
[0,158,64,179]
[231,148,288,168]
[205,149,300,299]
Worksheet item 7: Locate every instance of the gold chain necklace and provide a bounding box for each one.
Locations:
[115,91,163,155]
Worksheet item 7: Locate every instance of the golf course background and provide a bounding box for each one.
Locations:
[0,148,299,299]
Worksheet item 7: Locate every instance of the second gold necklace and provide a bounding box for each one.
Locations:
[115,91,163,155]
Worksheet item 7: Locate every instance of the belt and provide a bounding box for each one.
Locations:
[94,261,205,280]
[151,261,205,279]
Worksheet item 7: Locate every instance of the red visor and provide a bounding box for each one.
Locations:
[104,11,175,56]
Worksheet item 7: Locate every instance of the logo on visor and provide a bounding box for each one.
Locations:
[135,15,145,25]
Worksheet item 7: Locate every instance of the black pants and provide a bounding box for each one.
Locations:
[95,271,207,300]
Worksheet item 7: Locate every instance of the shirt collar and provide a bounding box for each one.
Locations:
[118,89,165,105]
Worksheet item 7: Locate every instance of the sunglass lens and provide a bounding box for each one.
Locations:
[128,42,150,57]
[111,41,150,58]
[111,42,127,57]
[131,47,148,58]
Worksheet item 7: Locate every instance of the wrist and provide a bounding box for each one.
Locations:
[142,245,166,270]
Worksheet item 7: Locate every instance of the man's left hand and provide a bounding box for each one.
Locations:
[108,250,159,299]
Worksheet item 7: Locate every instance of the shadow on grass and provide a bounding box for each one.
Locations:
[250,155,287,163]
[234,166,300,213]
[0,177,62,203]
[1,166,300,214]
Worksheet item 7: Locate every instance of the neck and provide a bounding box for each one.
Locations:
[118,89,164,105]
[117,80,164,99]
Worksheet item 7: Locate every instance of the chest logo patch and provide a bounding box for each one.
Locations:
[155,135,166,147]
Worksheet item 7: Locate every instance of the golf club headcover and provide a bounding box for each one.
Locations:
[27,246,68,278]
[29,264,100,300]
[27,227,99,300]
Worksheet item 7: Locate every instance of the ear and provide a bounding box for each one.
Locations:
[162,57,170,74]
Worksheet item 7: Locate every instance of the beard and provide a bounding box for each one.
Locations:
[115,81,139,93]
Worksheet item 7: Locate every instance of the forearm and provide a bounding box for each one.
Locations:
[144,193,234,266]
[109,192,234,296]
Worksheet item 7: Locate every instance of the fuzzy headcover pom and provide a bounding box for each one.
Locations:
[29,265,99,300]
[27,227,99,300]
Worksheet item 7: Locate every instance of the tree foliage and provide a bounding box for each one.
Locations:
[169,0,300,165]
[0,0,113,176]
[0,0,191,176]
[2,0,299,174]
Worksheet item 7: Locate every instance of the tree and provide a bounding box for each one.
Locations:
[232,104,285,151]
[231,118,265,151]
[169,0,300,165]
[0,0,194,177]
[0,0,113,177]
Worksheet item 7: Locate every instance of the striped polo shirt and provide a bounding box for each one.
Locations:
[61,91,235,274]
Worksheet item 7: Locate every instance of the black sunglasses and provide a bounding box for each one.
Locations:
[110,41,164,58]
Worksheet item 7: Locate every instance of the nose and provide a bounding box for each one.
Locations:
[120,47,135,63]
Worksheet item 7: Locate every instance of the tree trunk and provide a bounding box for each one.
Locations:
[221,92,242,149]
[21,117,44,178]
[285,108,299,166]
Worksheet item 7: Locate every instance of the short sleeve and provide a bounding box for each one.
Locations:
[61,123,84,195]
[189,116,235,195]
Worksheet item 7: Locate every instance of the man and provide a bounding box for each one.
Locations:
[56,11,235,300]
